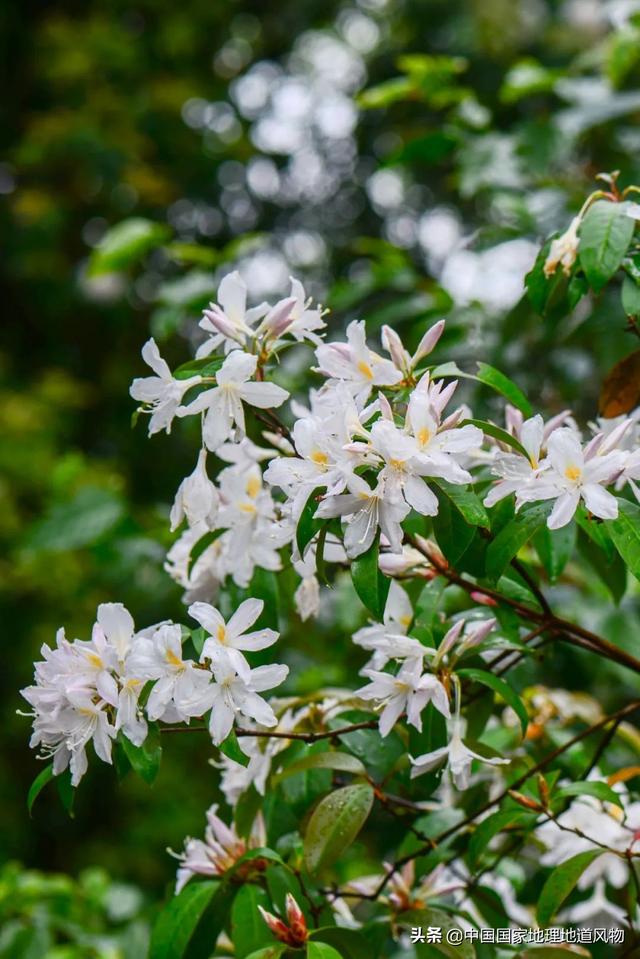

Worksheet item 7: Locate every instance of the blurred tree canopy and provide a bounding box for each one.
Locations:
[3,0,640,943]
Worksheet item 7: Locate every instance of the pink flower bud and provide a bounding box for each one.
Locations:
[261,296,297,339]
[381,325,409,372]
[412,319,445,365]
[285,893,308,944]
[202,305,244,343]
[258,906,292,944]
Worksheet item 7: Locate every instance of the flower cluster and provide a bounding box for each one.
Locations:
[21,599,288,784]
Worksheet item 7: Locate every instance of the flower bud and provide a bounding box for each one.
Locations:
[260,296,297,339]
[285,894,308,945]
[543,216,581,278]
[412,319,445,365]
[382,325,409,372]
[258,906,292,944]
[202,305,245,343]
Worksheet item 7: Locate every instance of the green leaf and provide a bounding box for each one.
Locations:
[468,810,534,865]
[579,200,635,292]
[432,487,476,566]
[404,907,475,959]
[219,730,249,768]
[606,498,640,581]
[475,362,533,417]
[485,502,552,582]
[533,521,576,582]
[244,947,287,959]
[310,928,371,959]
[149,880,236,959]
[27,763,54,815]
[304,784,374,874]
[89,217,170,276]
[335,722,404,781]
[462,418,529,459]
[457,668,529,737]
[120,723,162,785]
[431,362,531,416]
[173,356,224,381]
[537,850,604,925]
[231,884,273,957]
[555,781,624,809]
[350,533,390,620]
[622,273,640,317]
[274,751,366,783]
[307,942,344,959]
[296,487,325,556]
[56,769,75,816]
[433,478,489,528]
[25,487,124,552]
[576,520,626,602]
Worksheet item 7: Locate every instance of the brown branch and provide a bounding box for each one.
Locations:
[374,698,640,897]
[159,720,378,742]
[408,535,640,676]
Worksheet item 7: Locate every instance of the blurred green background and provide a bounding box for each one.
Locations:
[3,0,640,950]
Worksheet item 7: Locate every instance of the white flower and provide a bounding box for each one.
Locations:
[178,351,289,451]
[130,339,201,435]
[381,319,445,376]
[173,804,265,893]
[410,714,509,789]
[285,277,327,344]
[543,216,581,278]
[516,427,625,529]
[197,271,269,357]
[170,449,219,531]
[315,320,402,402]
[316,474,410,558]
[356,660,450,737]
[189,598,278,672]
[561,879,628,928]
[352,581,429,671]
[127,624,212,722]
[484,414,547,507]
[204,653,289,745]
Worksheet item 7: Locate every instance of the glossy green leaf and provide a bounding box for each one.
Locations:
[433,478,489,528]
[307,942,344,959]
[120,723,162,784]
[462,418,529,459]
[622,273,640,316]
[231,884,273,957]
[27,763,54,815]
[457,668,529,737]
[309,927,371,959]
[350,533,390,620]
[485,502,552,582]
[533,521,576,582]
[219,730,249,768]
[304,784,374,874]
[431,362,531,416]
[606,498,640,581]
[274,750,366,783]
[149,880,235,959]
[173,356,224,380]
[537,849,604,925]
[296,487,325,556]
[244,947,287,959]
[404,907,475,959]
[579,200,635,292]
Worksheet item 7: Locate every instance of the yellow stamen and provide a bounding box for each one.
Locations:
[310,450,329,466]
[564,465,581,482]
[357,360,374,381]
[417,427,431,447]
[246,475,261,498]
[166,649,183,668]
[217,624,227,644]
[389,458,405,471]
[87,653,103,668]
[239,501,257,515]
